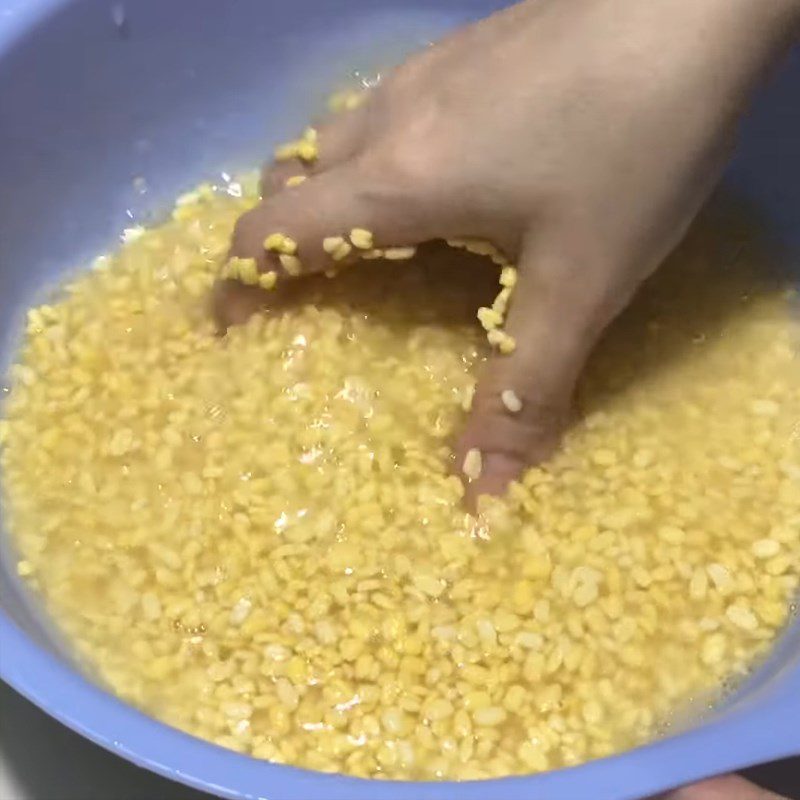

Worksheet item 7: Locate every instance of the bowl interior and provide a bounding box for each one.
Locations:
[0,1,798,798]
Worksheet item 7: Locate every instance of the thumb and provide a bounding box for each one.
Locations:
[215,165,431,328]
[456,241,615,504]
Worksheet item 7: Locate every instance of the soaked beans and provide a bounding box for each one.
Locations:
[1,183,798,779]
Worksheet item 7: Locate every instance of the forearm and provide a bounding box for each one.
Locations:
[674,0,799,62]
[724,0,800,53]
[702,0,800,114]
[713,0,798,88]
[662,0,799,47]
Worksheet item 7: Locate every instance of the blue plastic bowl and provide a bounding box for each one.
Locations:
[0,2,798,798]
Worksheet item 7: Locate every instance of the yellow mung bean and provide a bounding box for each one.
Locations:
[1,183,798,781]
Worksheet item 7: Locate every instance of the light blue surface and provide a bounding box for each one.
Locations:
[0,2,798,799]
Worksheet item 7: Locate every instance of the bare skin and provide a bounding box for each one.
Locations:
[662,774,789,800]
[219,0,798,499]
[216,0,799,796]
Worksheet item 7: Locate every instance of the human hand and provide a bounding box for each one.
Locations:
[217,0,799,502]
[661,774,788,800]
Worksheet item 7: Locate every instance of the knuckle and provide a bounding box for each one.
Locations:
[259,163,288,195]
[231,208,267,259]
[356,129,444,202]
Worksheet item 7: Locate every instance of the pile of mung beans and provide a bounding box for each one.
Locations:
[1,177,798,779]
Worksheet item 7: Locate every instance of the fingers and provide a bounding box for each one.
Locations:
[456,240,614,505]
[211,281,266,330]
[217,103,371,330]
[662,775,788,800]
[217,164,432,329]
[211,272,311,332]
[260,105,368,196]
[232,165,428,273]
